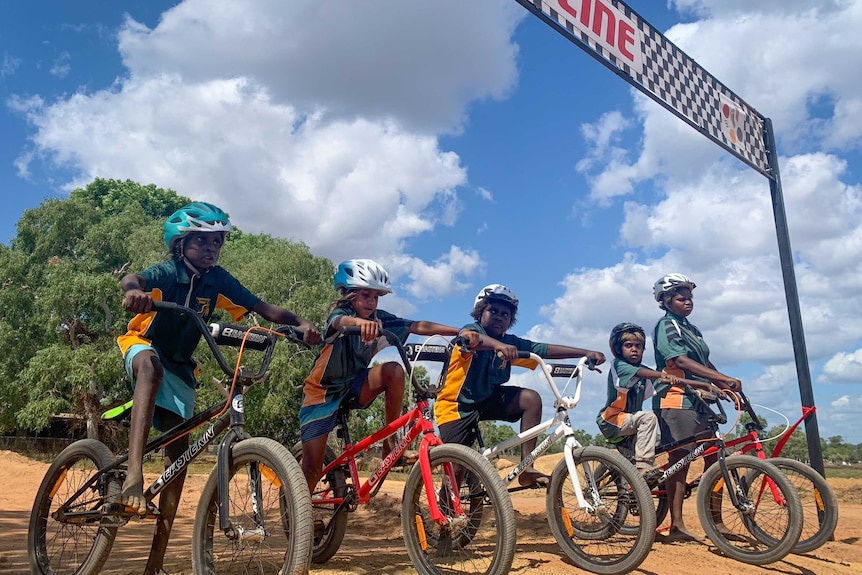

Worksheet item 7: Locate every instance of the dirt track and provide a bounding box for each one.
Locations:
[2,450,860,574]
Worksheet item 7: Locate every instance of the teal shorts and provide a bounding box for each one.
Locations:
[125,344,195,431]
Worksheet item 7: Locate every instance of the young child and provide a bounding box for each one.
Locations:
[116,202,321,575]
[596,322,678,486]
[435,284,606,487]
[299,259,474,492]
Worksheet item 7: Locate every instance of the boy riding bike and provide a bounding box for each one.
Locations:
[435,283,605,487]
[596,322,679,486]
[116,201,321,575]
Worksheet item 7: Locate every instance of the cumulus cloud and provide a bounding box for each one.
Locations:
[821,350,862,383]
[12,0,525,302]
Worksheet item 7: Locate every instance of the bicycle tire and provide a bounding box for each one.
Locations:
[401,443,515,575]
[547,446,656,575]
[696,455,803,565]
[290,441,349,563]
[192,437,313,575]
[765,457,838,553]
[28,439,120,575]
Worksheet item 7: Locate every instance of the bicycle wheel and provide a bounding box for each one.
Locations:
[192,437,313,575]
[696,455,803,565]
[290,441,349,563]
[28,439,120,575]
[767,457,838,553]
[547,446,656,575]
[401,443,515,575]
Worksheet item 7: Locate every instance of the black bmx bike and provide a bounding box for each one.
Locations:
[28,301,313,575]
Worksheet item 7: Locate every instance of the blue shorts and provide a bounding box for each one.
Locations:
[125,344,195,431]
[299,368,372,443]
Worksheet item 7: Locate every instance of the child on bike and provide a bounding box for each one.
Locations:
[652,273,741,543]
[596,322,679,486]
[117,201,322,575]
[435,284,606,487]
[299,259,475,492]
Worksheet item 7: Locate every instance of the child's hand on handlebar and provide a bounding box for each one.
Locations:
[123,289,153,313]
[355,318,380,344]
[719,377,742,392]
[659,372,680,385]
[458,330,481,350]
[493,343,520,363]
[296,319,322,345]
[585,351,606,370]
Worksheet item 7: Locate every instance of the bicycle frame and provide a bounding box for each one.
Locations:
[312,329,466,527]
[59,301,296,532]
[474,355,602,512]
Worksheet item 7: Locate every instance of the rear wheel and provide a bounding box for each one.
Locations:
[290,441,349,564]
[767,457,837,553]
[402,443,515,575]
[28,439,120,575]
[192,437,312,575]
[546,446,656,575]
[697,455,802,565]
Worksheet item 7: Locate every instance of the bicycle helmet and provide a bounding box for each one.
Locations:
[653,273,696,302]
[473,284,518,310]
[333,259,392,294]
[609,322,645,359]
[163,202,233,251]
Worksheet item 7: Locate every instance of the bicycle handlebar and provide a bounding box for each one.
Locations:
[151,301,301,384]
[341,325,452,395]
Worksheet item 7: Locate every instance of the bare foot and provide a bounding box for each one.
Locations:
[116,476,149,515]
[519,468,550,487]
[659,527,705,544]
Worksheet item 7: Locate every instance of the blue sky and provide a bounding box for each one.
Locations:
[3,1,862,444]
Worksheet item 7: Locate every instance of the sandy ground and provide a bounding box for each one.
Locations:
[2,449,860,575]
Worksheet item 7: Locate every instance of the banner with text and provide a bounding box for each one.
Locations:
[516,0,771,178]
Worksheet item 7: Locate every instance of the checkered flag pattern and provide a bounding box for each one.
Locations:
[518,0,772,178]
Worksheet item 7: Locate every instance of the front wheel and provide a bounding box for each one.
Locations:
[28,439,120,575]
[547,446,656,575]
[697,455,802,565]
[401,443,515,575]
[192,437,313,575]
[767,457,838,553]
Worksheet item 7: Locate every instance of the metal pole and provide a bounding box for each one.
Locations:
[763,118,825,477]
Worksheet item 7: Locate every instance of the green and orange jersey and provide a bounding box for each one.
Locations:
[652,310,711,410]
[299,306,413,433]
[116,259,260,387]
[596,358,655,439]
[434,323,549,427]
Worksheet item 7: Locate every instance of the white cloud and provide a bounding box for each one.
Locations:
[389,245,485,301]
[820,350,862,383]
[12,0,525,287]
[49,52,71,78]
[1,52,21,77]
[116,0,525,134]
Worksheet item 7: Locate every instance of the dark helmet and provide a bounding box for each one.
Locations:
[609,322,645,358]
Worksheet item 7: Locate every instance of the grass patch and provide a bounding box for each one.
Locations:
[825,466,862,479]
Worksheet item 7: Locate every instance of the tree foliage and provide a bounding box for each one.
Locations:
[0,178,332,449]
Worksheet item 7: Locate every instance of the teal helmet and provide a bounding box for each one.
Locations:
[163,202,233,251]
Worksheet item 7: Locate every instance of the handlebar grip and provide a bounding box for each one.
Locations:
[342,326,362,335]
[210,323,272,351]
[276,325,306,344]
[151,300,181,312]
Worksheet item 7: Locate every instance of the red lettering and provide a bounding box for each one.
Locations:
[618,21,635,61]
[555,0,639,66]
[579,0,591,27]
[592,0,615,47]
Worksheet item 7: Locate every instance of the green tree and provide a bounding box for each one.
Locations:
[0,178,332,449]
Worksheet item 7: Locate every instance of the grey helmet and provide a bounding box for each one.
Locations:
[653,273,696,302]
